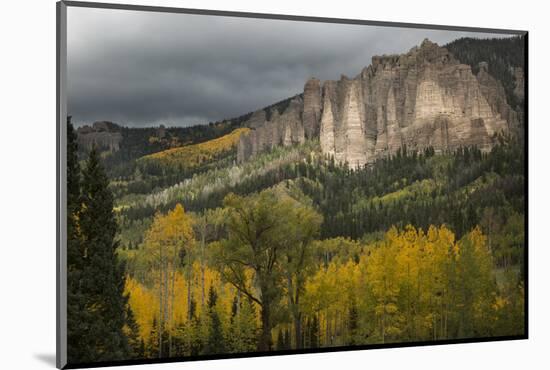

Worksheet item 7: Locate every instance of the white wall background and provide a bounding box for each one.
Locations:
[0,0,547,369]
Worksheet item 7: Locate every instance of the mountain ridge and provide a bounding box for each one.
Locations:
[75,36,525,174]
[237,38,524,168]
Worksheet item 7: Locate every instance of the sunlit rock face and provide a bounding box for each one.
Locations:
[320,77,370,168]
[238,39,516,168]
[303,78,322,139]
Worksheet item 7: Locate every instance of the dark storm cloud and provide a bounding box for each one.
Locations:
[67,7,513,127]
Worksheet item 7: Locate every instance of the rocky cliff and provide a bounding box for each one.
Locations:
[237,95,306,162]
[238,39,519,168]
[77,121,123,152]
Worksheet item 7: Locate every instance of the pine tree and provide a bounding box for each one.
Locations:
[227,296,258,353]
[138,339,146,359]
[347,302,359,346]
[147,316,160,358]
[205,286,225,354]
[125,306,143,358]
[66,117,87,362]
[172,321,187,357]
[75,147,131,362]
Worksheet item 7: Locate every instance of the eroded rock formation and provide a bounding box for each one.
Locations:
[303,78,322,139]
[238,39,518,168]
[77,121,123,152]
[237,95,305,162]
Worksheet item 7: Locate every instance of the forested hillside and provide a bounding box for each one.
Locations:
[108,128,249,197]
[79,111,253,178]
[138,128,248,177]
[109,133,524,358]
[67,36,526,365]
[70,129,526,364]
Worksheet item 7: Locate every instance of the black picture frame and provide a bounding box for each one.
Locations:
[56,1,528,368]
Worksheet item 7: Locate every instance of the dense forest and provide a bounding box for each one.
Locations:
[67,123,525,364]
[66,37,526,365]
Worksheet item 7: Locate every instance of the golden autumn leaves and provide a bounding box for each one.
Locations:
[303,225,506,345]
[125,190,524,357]
[139,128,250,171]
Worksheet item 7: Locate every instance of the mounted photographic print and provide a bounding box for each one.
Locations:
[56,1,528,368]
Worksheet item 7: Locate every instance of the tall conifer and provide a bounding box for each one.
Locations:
[205,286,225,354]
[75,147,131,362]
[67,117,86,362]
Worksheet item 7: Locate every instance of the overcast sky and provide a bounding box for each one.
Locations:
[67,7,515,127]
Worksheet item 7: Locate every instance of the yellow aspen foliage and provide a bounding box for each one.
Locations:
[126,262,257,344]
[301,225,509,345]
[125,277,158,340]
[127,214,521,353]
[365,227,405,342]
[139,128,250,170]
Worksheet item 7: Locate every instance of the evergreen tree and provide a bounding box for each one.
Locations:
[227,296,258,353]
[138,339,146,359]
[189,315,203,356]
[66,117,86,362]
[147,315,169,358]
[147,316,159,358]
[205,286,226,354]
[172,321,187,357]
[125,306,143,358]
[74,147,131,362]
[347,302,359,346]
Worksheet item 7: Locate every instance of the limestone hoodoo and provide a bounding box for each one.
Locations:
[302,77,322,139]
[238,39,517,168]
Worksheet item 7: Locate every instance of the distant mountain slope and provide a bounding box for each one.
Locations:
[118,135,524,250]
[138,127,250,172]
[76,113,253,177]
[75,96,306,180]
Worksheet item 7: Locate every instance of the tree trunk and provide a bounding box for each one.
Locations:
[406,263,411,340]
[325,309,330,346]
[163,260,169,355]
[201,226,206,308]
[158,269,163,358]
[382,278,387,344]
[187,253,192,322]
[294,313,302,349]
[168,246,178,357]
[288,274,303,350]
[158,248,164,359]
[259,304,272,351]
